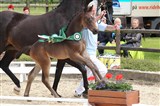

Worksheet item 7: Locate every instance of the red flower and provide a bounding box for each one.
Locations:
[115,74,123,80]
[105,73,112,79]
[87,76,95,81]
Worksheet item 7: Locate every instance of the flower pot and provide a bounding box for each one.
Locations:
[88,90,139,106]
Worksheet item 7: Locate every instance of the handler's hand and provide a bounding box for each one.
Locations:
[114,24,120,30]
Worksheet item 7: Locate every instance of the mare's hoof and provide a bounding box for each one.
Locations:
[51,93,61,98]
[13,86,20,95]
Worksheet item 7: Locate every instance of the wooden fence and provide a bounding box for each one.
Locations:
[98,29,160,55]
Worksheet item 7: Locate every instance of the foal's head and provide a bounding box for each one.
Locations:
[81,6,98,34]
[66,6,98,36]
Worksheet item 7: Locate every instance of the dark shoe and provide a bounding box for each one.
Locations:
[82,93,88,98]
[74,91,82,98]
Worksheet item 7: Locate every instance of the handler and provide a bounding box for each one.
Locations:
[74,0,120,97]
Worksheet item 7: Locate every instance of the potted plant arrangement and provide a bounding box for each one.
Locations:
[88,73,139,106]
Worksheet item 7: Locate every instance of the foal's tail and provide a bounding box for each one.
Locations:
[15,46,31,59]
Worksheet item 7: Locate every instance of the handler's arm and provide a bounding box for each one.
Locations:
[98,22,119,32]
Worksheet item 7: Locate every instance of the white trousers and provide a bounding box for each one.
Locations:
[75,55,108,94]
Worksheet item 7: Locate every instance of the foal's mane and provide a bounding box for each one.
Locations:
[65,11,83,33]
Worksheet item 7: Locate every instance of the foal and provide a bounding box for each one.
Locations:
[23,7,102,97]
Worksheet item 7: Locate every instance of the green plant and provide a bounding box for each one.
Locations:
[88,73,133,91]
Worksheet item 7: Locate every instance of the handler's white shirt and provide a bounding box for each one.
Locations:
[82,22,107,56]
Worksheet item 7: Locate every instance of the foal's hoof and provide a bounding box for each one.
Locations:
[51,93,62,103]
[13,86,20,95]
[24,95,32,102]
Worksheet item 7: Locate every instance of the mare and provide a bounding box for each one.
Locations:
[0,0,102,95]
[20,6,100,97]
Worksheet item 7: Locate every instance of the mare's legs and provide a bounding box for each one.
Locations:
[24,64,41,97]
[52,59,88,96]
[65,59,88,94]
[0,50,21,92]
[52,59,65,96]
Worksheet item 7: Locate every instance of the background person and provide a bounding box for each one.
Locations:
[98,16,113,55]
[8,4,14,11]
[23,6,30,15]
[121,18,143,57]
[103,0,113,24]
[112,17,126,42]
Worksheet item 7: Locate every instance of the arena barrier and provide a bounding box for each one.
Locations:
[0,96,152,106]
[0,96,89,106]
[0,61,81,82]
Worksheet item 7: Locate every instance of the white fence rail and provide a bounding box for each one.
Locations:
[0,96,89,106]
[0,96,152,106]
[0,61,81,82]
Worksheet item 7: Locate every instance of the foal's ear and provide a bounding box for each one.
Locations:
[84,5,93,13]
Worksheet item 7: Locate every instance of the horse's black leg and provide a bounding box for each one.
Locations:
[0,50,20,91]
[52,59,65,96]
[52,59,88,97]
[65,59,88,95]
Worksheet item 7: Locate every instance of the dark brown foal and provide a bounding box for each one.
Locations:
[23,6,103,98]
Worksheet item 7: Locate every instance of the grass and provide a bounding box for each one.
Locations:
[142,37,160,62]
[121,58,160,72]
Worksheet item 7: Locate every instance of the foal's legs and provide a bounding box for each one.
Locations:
[0,50,21,92]
[70,53,103,81]
[24,62,59,97]
[24,64,41,97]
[40,60,59,97]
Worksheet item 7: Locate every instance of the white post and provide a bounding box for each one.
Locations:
[19,62,27,82]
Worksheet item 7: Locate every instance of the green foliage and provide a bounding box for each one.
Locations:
[107,82,133,91]
[17,54,32,61]
[121,58,160,72]
[88,81,133,91]
[142,37,160,62]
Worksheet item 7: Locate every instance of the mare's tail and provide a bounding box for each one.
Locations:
[16,46,31,59]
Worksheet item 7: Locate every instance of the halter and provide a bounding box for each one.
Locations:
[38,26,82,43]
